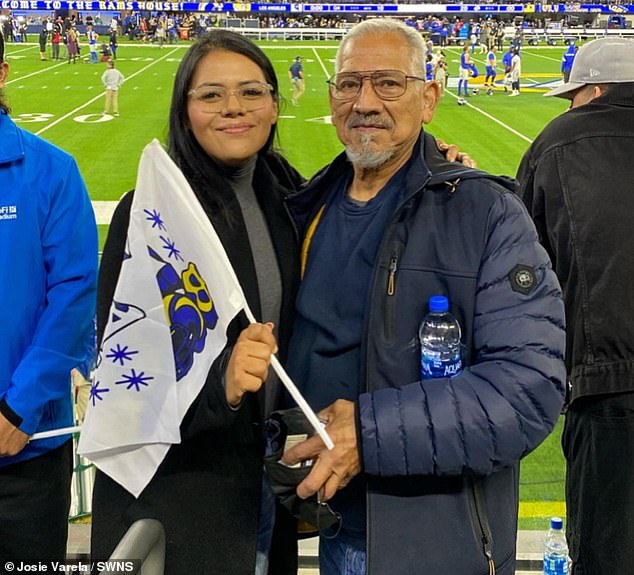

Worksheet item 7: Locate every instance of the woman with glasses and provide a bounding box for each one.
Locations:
[90,30,303,575]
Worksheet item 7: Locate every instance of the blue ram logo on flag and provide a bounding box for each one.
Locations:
[149,245,219,381]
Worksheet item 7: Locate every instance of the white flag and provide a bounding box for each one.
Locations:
[78,140,247,497]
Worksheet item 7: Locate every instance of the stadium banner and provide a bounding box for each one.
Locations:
[2,1,634,13]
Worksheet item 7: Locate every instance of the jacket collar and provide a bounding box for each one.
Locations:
[422,131,518,193]
[593,82,634,108]
[0,112,25,165]
[290,131,512,224]
[307,130,501,191]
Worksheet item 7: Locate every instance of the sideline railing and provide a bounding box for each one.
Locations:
[70,433,95,520]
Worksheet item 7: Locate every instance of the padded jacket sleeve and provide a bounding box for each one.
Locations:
[359,191,566,477]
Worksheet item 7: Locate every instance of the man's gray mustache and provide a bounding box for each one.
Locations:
[347,116,393,130]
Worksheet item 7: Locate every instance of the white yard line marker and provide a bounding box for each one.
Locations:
[6,60,68,83]
[5,45,38,56]
[311,46,332,79]
[523,50,562,63]
[262,45,339,50]
[447,91,534,144]
[93,200,118,225]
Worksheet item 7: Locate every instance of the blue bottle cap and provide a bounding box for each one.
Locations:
[429,295,449,313]
[550,517,563,530]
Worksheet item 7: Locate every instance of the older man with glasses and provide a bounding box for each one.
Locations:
[281,18,566,575]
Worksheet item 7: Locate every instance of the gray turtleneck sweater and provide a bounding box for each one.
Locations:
[226,156,282,416]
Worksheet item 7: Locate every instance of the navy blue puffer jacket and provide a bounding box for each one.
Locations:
[291,132,566,575]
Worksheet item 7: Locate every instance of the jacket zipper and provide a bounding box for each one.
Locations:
[387,255,398,296]
[471,478,496,575]
[363,168,432,390]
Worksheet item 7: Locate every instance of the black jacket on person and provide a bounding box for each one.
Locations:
[91,150,303,575]
[517,83,634,404]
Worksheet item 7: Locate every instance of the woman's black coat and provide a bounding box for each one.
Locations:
[90,151,303,575]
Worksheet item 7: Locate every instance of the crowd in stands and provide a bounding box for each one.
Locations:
[0,7,625,49]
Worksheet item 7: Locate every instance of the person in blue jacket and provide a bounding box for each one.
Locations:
[281,19,566,575]
[502,45,514,92]
[561,42,577,83]
[457,44,477,98]
[0,32,98,565]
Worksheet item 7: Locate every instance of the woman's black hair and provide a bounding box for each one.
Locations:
[167,30,280,220]
[0,31,8,114]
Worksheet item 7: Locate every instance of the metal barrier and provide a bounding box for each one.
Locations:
[70,434,95,519]
[101,519,166,575]
[69,370,95,521]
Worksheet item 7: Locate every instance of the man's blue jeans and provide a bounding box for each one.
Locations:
[319,535,367,575]
[255,476,275,575]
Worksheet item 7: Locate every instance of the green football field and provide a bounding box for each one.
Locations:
[3,38,572,528]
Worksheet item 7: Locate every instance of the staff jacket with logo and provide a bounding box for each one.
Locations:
[0,111,97,466]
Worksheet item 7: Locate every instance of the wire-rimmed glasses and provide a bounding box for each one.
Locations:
[327,69,426,101]
[187,81,274,111]
[328,70,425,101]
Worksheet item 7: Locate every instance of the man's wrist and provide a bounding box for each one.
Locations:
[0,397,23,428]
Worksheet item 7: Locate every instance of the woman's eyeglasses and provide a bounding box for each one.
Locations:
[188,81,274,111]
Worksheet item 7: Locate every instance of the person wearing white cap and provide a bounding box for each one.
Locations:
[516,36,634,575]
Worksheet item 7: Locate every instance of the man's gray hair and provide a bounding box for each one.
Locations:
[336,19,426,76]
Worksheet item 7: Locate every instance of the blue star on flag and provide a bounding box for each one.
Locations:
[144,208,166,230]
[106,343,139,366]
[160,235,184,261]
[89,380,111,406]
[116,369,154,392]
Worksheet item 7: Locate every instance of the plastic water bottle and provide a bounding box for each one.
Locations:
[419,295,462,379]
[543,517,570,575]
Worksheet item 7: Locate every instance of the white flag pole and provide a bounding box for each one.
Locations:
[28,360,334,449]
[240,308,334,450]
[270,355,334,450]
[31,425,82,441]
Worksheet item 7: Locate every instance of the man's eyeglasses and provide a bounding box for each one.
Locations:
[327,70,426,101]
[187,81,274,111]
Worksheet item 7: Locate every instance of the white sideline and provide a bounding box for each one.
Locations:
[93,200,118,225]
